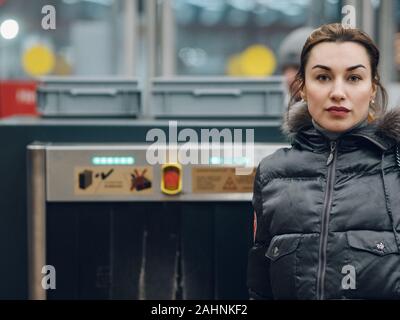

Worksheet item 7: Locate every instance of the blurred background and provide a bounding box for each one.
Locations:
[0,0,399,116]
[0,0,395,76]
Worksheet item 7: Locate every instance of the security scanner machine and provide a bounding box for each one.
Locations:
[27,142,287,299]
[0,76,287,299]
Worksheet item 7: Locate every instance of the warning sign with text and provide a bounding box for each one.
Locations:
[74,166,153,195]
[192,167,256,193]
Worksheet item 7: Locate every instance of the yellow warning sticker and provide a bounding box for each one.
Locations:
[192,167,256,193]
[74,166,153,195]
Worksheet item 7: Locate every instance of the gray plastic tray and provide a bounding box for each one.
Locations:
[37,77,141,117]
[150,77,284,118]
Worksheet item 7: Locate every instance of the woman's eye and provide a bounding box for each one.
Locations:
[349,75,361,82]
[316,74,330,81]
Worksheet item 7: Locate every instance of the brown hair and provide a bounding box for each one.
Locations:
[289,23,387,118]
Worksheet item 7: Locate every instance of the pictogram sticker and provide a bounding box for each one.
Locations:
[74,166,153,195]
[222,177,238,191]
[130,169,152,191]
[192,167,255,193]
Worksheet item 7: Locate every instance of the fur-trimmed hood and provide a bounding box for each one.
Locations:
[281,101,400,149]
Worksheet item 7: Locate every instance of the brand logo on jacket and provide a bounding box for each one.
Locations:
[341,264,356,290]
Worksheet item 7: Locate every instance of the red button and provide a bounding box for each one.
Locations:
[164,168,179,190]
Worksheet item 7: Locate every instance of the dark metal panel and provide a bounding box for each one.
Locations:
[143,203,180,299]
[44,201,254,299]
[111,203,146,299]
[180,203,214,299]
[214,203,253,299]
[46,203,80,299]
[77,204,111,299]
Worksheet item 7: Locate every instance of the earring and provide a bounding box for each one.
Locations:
[368,99,376,123]
[370,99,375,106]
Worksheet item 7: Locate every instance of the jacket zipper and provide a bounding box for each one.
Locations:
[316,140,337,300]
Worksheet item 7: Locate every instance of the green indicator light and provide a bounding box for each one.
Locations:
[92,156,135,166]
[209,157,221,165]
[234,157,248,165]
[208,156,249,165]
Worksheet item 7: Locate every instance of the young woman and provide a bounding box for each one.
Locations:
[247,23,400,300]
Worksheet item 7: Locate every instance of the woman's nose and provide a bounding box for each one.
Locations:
[329,80,346,101]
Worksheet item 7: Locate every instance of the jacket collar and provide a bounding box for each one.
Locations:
[281,101,400,151]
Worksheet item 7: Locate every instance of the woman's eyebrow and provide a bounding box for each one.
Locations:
[346,64,366,71]
[311,64,366,71]
[311,64,331,71]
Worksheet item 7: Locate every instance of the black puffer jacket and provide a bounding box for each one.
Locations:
[247,102,400,300]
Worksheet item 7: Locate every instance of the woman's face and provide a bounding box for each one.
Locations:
[302,41,376,132]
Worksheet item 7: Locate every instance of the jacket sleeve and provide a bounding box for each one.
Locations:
[247,164,273,299]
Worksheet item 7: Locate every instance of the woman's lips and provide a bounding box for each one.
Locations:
[327,106,350,117]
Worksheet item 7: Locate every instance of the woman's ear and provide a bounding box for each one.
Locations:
[371,82,377,99]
